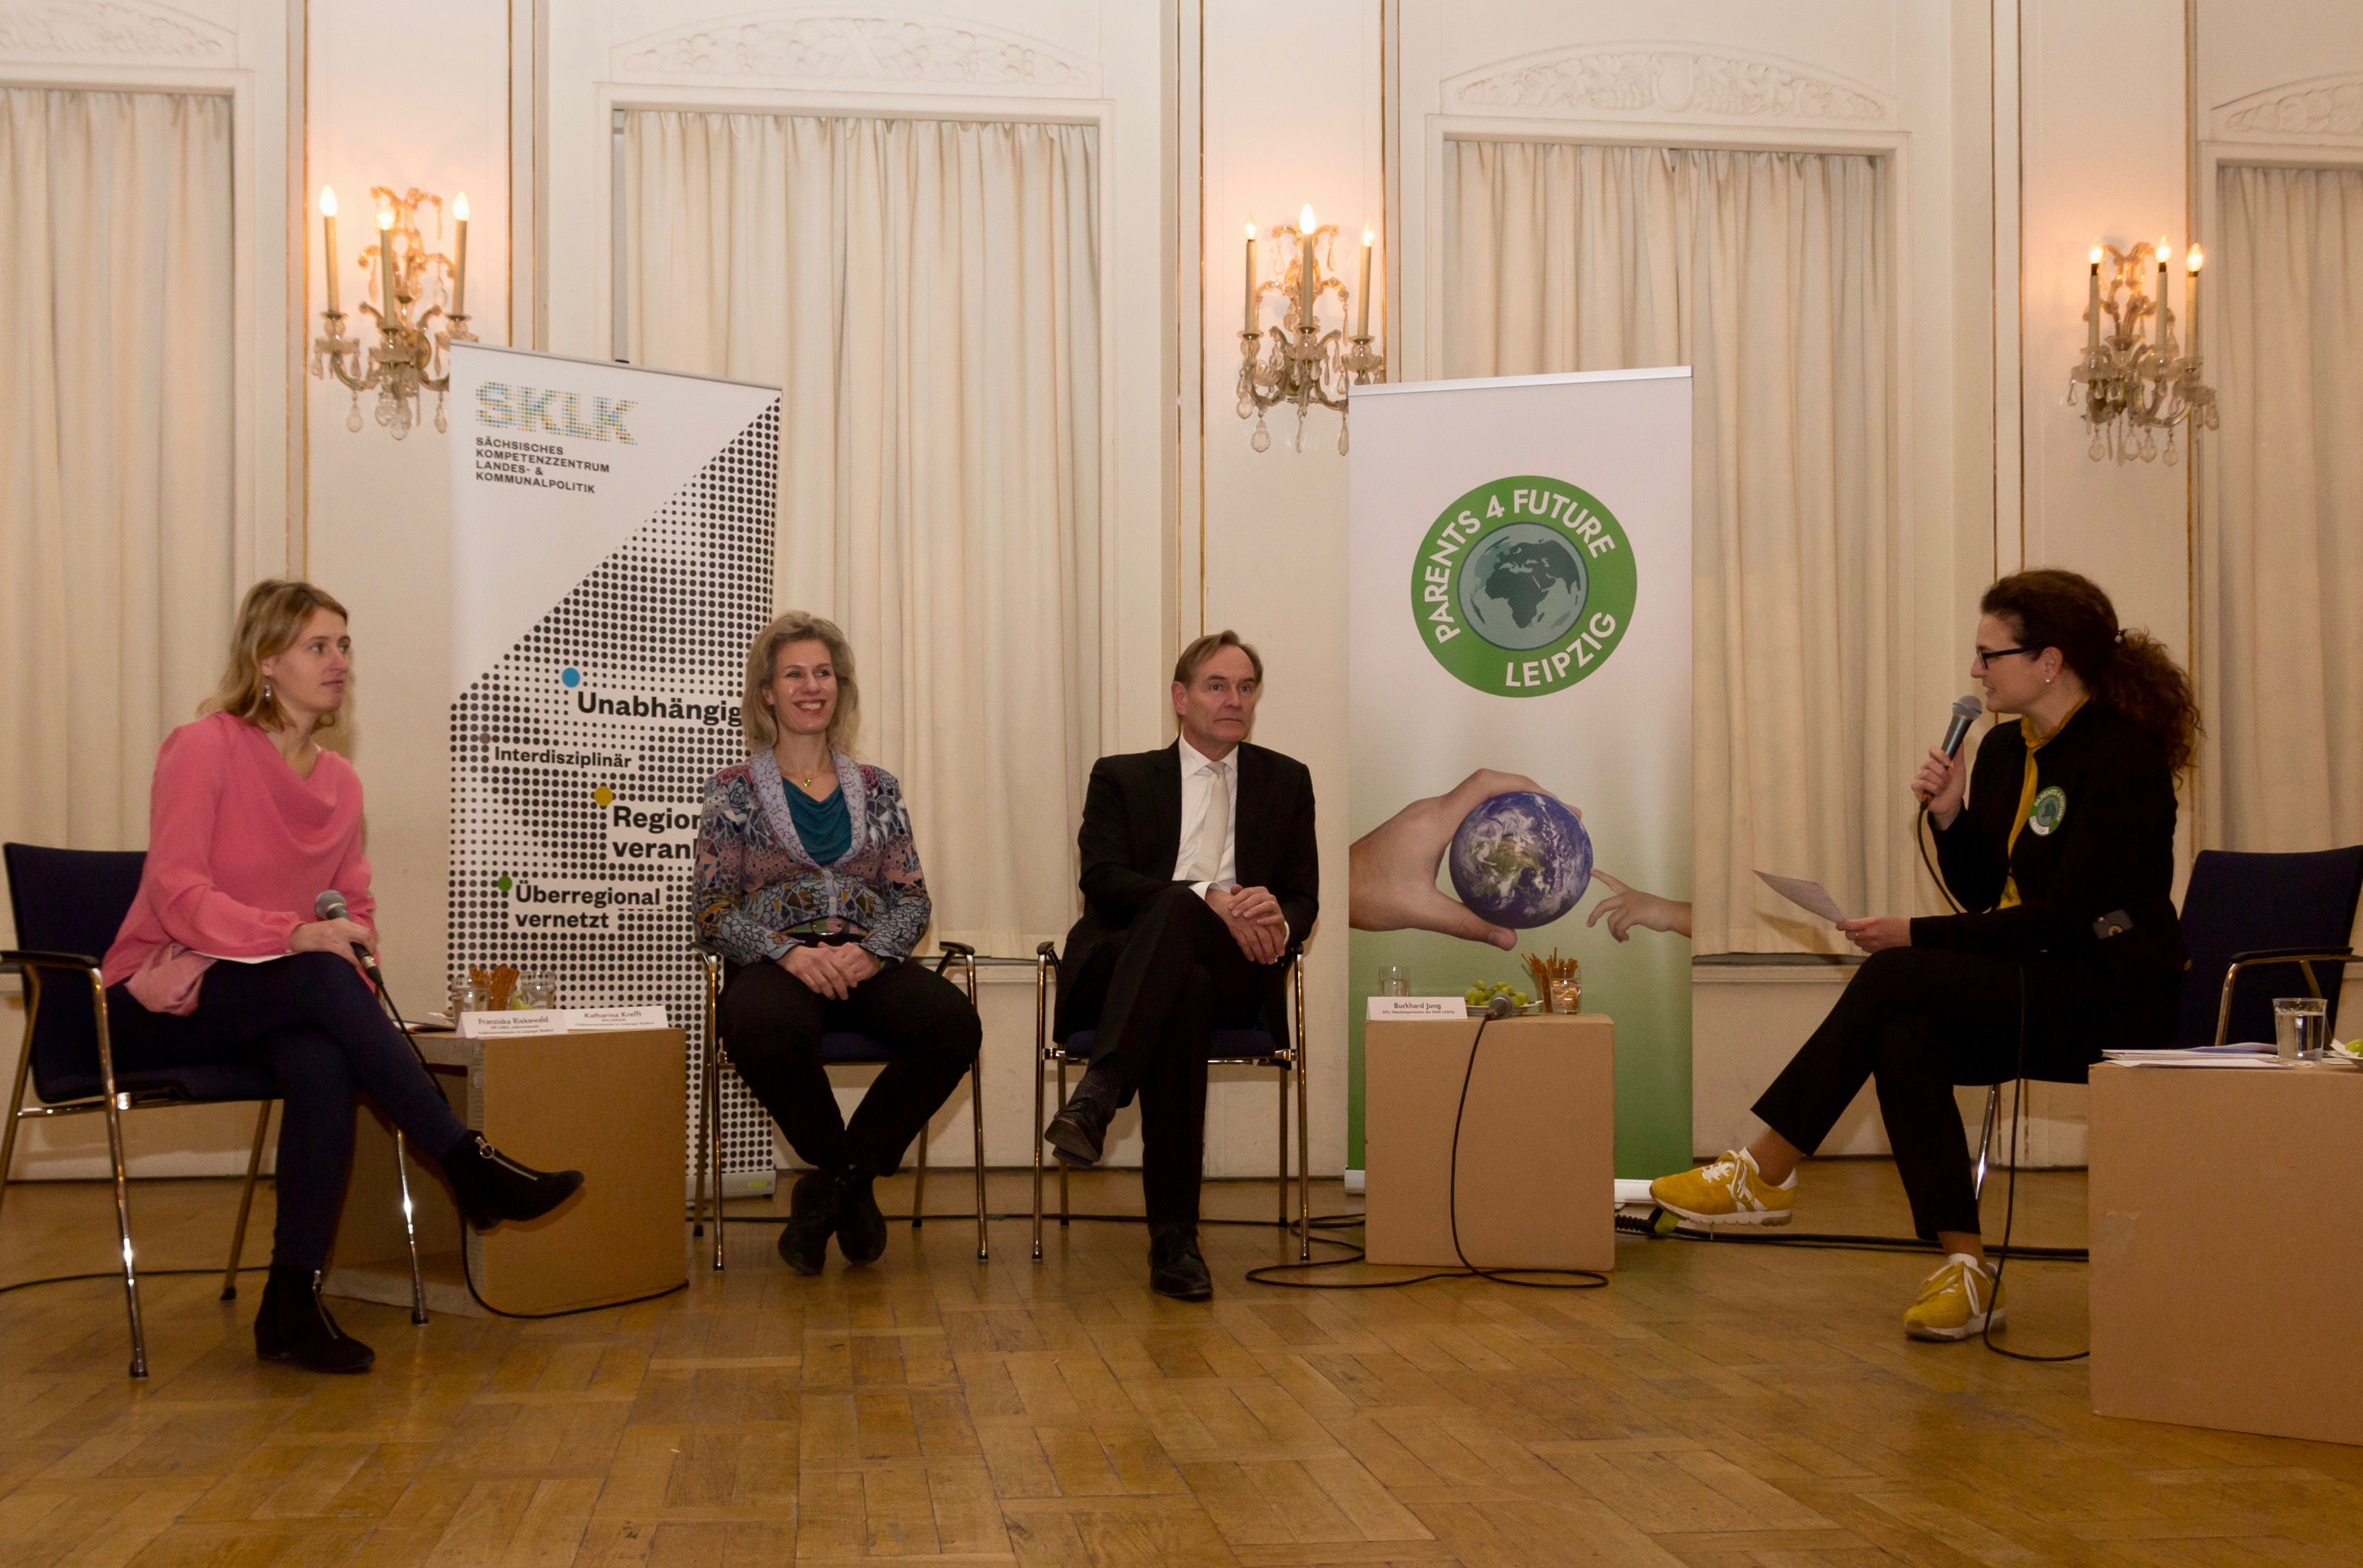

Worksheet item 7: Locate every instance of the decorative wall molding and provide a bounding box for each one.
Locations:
[1444,42,1889,125]
[2215,74,2363,142]
[0,0,232,66]
[612,9,1098,96]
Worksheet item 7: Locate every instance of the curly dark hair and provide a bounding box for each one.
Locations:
[1981,569,2199,777]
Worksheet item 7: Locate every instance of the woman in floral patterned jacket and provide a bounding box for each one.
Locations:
[694,612,980,1277]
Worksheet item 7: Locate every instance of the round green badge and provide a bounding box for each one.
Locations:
[2027,785,2068,836]
[1410,475,1637,697]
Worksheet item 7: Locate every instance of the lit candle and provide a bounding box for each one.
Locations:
[1357,222,1373,339]
[319,186,340,315]
[2156,237,2170,349]
[1243,219,1257,335]
[451,192,470,319]
[2185,244,2202,356]
[2087,246,2101,356]
[377,206,400,326]
[1299,204,1317,330]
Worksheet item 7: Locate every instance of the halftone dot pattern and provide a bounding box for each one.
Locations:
[448,403,780,1182]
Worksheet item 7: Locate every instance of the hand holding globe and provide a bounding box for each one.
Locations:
[1348,769,1585,949]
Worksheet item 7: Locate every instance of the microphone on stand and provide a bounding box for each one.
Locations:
[314,889,381,978]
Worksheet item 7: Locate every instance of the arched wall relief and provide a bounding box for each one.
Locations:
[0,0,233,65]
[2215,73,2363,142]
[1444,42,1891,125]
[611,9,1099,96]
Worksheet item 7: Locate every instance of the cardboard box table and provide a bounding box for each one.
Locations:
[1363,1011,1614,1271]
[2089,1060,2363,1444]
[326,1028,686,1317]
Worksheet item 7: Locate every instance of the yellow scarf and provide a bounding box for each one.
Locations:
[1997,696,2087,909]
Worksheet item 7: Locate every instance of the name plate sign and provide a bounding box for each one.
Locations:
[460,1006,671,1038]
[1365,997,1464,1021]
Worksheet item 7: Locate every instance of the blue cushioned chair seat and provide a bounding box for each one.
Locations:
[35,1061,282,1107]
[1056,1027,1281,1060]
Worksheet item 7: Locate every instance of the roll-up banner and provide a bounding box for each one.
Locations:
[1346,369,1694,1177]
[446,343,781,1195]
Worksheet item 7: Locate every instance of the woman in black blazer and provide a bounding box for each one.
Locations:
[1651,569,2199,1341]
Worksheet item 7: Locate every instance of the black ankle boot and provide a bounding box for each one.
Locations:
[1148,1224,1213,1301]
[1045,1062,1124,1169]
[835,1169,887,1265]
[779,1168,845,1276]
[254,1266,375,1373]
[440,1133,585,1230]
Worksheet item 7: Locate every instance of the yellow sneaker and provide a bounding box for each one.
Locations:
[1648,1149,1796,1227]
[1903,1254,2004,1341]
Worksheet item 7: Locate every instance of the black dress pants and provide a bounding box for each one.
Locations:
[718,957,979,1177]
[1061,885,1270,1227]
[106,952,471,1273]
[1749,945,2115,1239]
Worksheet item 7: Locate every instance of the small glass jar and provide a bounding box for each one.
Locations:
[1548,975,1581,1014]
[514,970,558,1010]
[449,976,489,1020]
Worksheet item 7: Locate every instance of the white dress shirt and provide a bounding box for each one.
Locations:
[1172,737,1239,896]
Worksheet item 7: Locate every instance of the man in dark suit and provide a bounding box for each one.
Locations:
[1044,630,1319,1300]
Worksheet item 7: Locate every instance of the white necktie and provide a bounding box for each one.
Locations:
[1189,761,1230,884]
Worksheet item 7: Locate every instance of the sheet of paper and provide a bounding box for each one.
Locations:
[1754,871,1852,924]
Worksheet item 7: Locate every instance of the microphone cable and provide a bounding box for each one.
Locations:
[1977,958,2086,1362]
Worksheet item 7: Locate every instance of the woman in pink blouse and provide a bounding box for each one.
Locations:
[103,581,584,1374]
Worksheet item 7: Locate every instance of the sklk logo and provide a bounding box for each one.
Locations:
[476,382,637,443]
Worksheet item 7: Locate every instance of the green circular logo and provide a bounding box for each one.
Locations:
[2028,785,2068,836]
[1410,475,1637,697]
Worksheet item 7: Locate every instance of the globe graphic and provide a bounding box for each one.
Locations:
[1447,790,1594,930]
[1457,523,1588,651]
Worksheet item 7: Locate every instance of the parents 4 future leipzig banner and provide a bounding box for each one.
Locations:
[1347,368,1693,1176]
[446,343,781,1193]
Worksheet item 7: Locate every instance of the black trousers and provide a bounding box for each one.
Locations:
[718,957,979,1177]
[1061,885,1270,1227]
[1750,945,2113,1239]
[106,952,471,1273]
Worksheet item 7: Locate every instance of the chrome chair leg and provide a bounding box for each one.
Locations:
[708,1041,727,1273]
[222,1102,271,1301]
[0,997,36,1224]
[971,1056,989,1262]
[1055,1058,1069,1228]
[913,1122,931,1228]
[91,982,146,1379]
[1031,1042,1047,1262]
[391,1129,428,1325]
[1276,1060,1288,1227]
[1972,1082,2002,1200]
[1293,963,1310,1261]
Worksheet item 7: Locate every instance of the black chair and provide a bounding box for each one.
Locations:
[1,842,429,1378]
[691,943,987,1272]
[1972,844,2363,1195]
[1030,941,1310,1264]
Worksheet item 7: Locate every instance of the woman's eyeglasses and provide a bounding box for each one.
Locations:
[1971,645,2039,668]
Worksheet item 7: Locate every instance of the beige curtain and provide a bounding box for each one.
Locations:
[2202,165,2363,867]
[625,112,1103,955]
[1444,140,1904,953]
[0,89,235,941]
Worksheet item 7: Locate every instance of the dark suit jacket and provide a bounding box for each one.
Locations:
[1914,700,2186,1042]
[1054,740,1319,1045]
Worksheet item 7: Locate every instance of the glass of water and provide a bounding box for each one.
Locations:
[515,970,559,1010]
[1377,965,1411,997]
[2274,995,2329,1061]
[448,976,488,1020]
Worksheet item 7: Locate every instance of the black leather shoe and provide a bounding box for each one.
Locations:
[835,1171,887,1265]
[1045,1063,1123,1169]
[779,1168,844,1276]
[1148,1224,1213,1301]
[440,1134,585,1230]
[254,1266,375,1373]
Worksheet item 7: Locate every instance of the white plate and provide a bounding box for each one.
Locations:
[1465,1001,1544,1017]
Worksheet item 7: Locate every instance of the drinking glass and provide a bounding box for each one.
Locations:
[448,976,488,1020]
[514,970,558,1010]
[1549,976,1582,1015]
[2274,996,2328,1061]
[1377,965,1411,998]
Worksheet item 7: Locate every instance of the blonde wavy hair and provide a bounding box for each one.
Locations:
[742,611,860,755]
[203,579,351,731]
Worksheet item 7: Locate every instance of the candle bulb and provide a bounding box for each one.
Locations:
[2156,237,2170,350]
[2087,246,2101,356]
[1298,204,1317,331]
[2186,244,2202,356]
[1243,218,1257,335]
[376,206,400,327]
[319,186,340,315]
[1357,223,1373,339]
[451,192,470,320]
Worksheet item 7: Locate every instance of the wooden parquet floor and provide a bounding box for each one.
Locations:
[1,1162,2358,1567]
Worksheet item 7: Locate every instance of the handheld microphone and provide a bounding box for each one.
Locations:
[313,889,381,977]
[1940,692,1982,760]
[1483,992,1518,1020]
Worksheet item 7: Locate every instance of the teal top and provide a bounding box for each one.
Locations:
[784,783,852,866]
